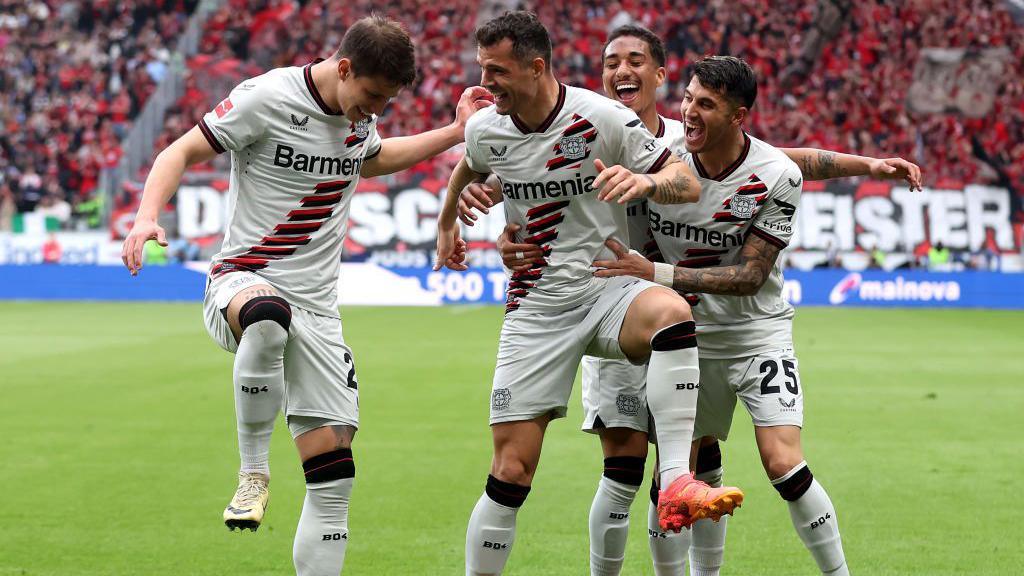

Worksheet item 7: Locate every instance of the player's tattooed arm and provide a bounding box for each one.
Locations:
[671,234,781,296]
[783,148,922,190]
[643,156,701,204]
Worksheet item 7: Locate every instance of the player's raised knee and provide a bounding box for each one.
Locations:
[656,293,693,327]
[238,295,292,345]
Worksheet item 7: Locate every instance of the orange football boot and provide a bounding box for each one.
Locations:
[657,473,744,532]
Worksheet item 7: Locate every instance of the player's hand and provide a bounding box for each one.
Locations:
[433,224,468,271]
[497,223,546,272]
[593,159,653,204]
[868,157,922,191]
[593,238,655,281]
[459,181,499,226]
[121,217,167,276]
[453,86,493,134]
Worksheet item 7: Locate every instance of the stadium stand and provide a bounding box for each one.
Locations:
[0,0,200,224]
[1,0,1021,225]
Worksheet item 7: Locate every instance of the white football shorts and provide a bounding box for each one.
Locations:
[203,271,359,437]
[693,346,803,441]
[489,276,660,425]
[580,356,649,434]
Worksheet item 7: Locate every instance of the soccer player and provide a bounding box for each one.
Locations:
[590,55,903,576]
[434,12,744,575]
[465,26,920,576]
[121,15,488,574]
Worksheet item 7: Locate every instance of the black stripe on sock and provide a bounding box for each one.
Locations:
[303,448,355,484]
[649,480,659,506]
[485,474,531,508]
[773,465,813,502]
[239,295,292,332]
[695,441,722,474]
[603,456,645,486]
[651,321,697,351]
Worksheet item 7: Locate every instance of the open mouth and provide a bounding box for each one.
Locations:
[614,82,640,105]
[489,89,509,107]
[685,120,705,147]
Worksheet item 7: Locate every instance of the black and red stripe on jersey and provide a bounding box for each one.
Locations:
[211,178,351,276]
[505,200,567,313]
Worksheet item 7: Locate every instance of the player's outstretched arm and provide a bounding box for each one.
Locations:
[434,157,487,271]
[594,236,780,296]
[594,156,701,205]
[361,86,492,178]
[121,126,218,275]
[782,148,922,191]
[458,174,503,226]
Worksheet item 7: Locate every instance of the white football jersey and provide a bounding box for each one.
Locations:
[624,115,686,259]
[464,84,672,313]
[649,133,802,358]
[199,61,382,317]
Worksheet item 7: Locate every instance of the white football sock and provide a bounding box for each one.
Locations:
[466,494,518,576]
[233,319,287,475]
[647,493,689,576]
[773,463,848,575]
[589,476,640,576]
[293,477,353,575]
[466,476,530,575]
[646,322,700,486]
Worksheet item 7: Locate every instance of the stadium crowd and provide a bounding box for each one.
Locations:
[0,0,199,229]
[1,0,1022,228]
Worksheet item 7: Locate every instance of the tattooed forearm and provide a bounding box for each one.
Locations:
[651,172,694,204]
[799,150,849,180]
[816,150,846,178]
[670,234,779,296]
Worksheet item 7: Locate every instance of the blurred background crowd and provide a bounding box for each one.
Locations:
[1,0,1021,265]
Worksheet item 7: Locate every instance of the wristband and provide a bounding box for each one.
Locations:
[653,262,674,288]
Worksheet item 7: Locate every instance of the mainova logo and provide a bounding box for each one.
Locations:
[830,272,962,305]
[829,272,862,304]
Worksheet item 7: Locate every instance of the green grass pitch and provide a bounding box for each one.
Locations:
[1,303,1022,575]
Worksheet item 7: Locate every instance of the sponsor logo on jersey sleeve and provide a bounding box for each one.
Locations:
[214,98,234,118]
[773,198,796,219]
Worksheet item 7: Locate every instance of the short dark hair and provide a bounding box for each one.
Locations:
[475,11,551,67]
[604,25,666,68]
[335,15,416,87]
[693,56,757,109]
